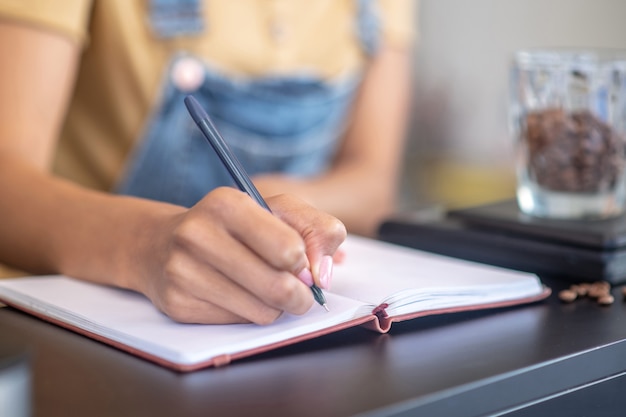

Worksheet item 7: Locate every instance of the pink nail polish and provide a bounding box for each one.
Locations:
[297,268,314,287]
[319,255,333,290]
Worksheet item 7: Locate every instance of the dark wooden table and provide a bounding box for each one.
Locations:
[3,276,626,417]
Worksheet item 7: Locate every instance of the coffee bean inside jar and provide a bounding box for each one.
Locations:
[511,50,626,219]
[523,108,625,194]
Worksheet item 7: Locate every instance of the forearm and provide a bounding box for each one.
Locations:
[0,18,349,325]
[254,165,397,237]
[255,47,412,237]
[0,155,182,290]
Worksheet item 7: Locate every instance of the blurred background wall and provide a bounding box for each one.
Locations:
[401,0,626,211]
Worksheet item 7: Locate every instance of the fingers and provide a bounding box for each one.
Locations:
[182,225,314,318]
[155,188,314,323]
[149,243,313,325]
[333,247,347,264]
[267,193,347,290]
[202,188,311,275]
[146,188,344,325]
[153,248,304,325]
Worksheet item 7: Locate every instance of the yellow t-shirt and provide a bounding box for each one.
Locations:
[0,0,415,191]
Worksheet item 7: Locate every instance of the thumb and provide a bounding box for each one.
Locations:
[267,194,346,289]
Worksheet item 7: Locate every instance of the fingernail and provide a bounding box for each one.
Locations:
[297,268,314,287]
[319,255,333,290]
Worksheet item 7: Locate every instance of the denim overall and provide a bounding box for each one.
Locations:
[117,0,381,207]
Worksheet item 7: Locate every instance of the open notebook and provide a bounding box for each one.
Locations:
[0,236,550,372]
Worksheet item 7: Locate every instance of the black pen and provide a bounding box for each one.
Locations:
[184,95,329,312]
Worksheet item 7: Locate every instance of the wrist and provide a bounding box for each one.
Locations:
[114,198,185,294]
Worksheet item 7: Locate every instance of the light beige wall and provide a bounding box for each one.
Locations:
[404,0,626,209]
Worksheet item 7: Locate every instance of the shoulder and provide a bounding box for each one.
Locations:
[0,0,93,45]
[378,0,418,48]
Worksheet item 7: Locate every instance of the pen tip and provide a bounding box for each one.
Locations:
[323,303,330,312]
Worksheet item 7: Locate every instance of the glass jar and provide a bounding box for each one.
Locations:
[510,49,626,219]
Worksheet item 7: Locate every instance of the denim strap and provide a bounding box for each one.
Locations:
[356,0,382,56]
[147,0,381,55]
[148,0,205,38]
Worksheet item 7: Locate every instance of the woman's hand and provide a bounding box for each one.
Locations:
[136,187,346,325]
[0,21,350,326]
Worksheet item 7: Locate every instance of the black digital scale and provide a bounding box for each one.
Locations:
[378,199,626,283]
